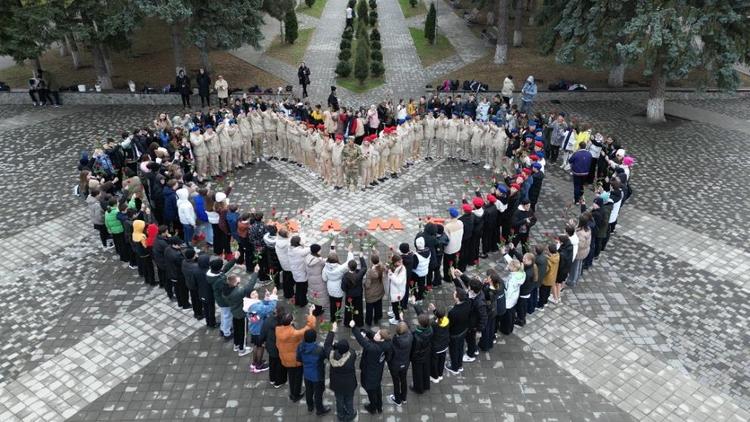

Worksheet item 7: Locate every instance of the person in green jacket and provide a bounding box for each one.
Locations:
[208,257,236,339]
[104,198,127,263]
[223,265,260,356]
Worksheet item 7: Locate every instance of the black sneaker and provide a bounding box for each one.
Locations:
[316,406,331,416]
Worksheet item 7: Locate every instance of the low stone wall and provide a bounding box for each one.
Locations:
[0,91,186,105]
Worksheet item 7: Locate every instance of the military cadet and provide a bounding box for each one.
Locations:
[342,137,362,191]
[331,134,345,189]
[204,125,221,177]
[238,112,254,166]
[189,126,208,181]
[249,108,264,162]
[423,113,436,160]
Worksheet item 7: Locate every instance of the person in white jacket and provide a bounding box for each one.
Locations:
[275,229,292,299]
[287,235,311,307]
[388,254,407,325]
[501,75,514,106]
[176,187,196,247]
[322,244,355,322]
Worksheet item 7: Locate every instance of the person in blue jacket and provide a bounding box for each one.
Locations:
[296,330,333,416]
[568,142,593,204]
[245,287,279,373]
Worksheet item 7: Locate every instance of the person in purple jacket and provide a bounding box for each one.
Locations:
[568,142,592,204]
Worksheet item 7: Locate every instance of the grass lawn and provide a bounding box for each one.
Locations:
[337,76,385,93]
[265,28,314,66]
[398,0,427,18]
[297,0,327,18]
[409,27,456,67]
[0,18,285,90]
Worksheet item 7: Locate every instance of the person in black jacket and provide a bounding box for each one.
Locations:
[342,255,366,327]
[176,69,191,108]
[298,62,311,98]
[415,223,439,287]
[444,279,471,374]
[457,204,474,271]
[260,306,286,388]
[555,234,574,303]
[196,255,218,328]
[515,253,535,327]
[528,163,545,212]
[511,199,534,254]
[481,195,499,258]
[409,312,433,394]
[327,86,339,112]
[398,243,415,310]
[165,237,190,309]
[196,68,211,107]
[181,249,204,320]
[479,271,502,351]
[387,321,413,406]
[324,324,358,422]
[414,302,449,382]
[462,275,487,360]
[152,226,170,294]
[351,321,392,414]
[433,224,449,287]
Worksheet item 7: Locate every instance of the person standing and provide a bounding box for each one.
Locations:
[208,257,237,340]
[328,86,339,112]
[569,142,593,204]
[351,320,392,414]
[296,330,333,416]
[196,68,211,107]
[443,283,471,374]
[181,249,205,320]
[261,305,286,388]
[222,270,259,357]
[165,237,190,310]
[324,323,358,422]
[443,208,463,283]
[363,253,386,326]
[298,62,311,98]
[176,69,192,108]
[342,253,367,327]
[288,235,311,307]
[387,321,413,407]
[196,255,218,328]
[215,75,229,107]
[276,306,317,403]
[520,75,537,114]
[501,75,514,106]
[409,312,433,394]
[345,4,354,28]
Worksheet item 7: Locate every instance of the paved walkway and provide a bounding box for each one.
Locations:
[432,0,487,63]
[302,0,348,102]
[518,305,750,422]
[664,101,750,135]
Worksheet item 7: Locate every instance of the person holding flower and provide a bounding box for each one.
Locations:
[323,243,355,322]
[388,255,407,325]
[364,252,386,326]
[342,253,367,327]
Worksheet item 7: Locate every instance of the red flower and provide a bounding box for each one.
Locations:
[447,260,453,266]
[448,200,454,205]
[299,208,304,214]
[426,285,433,292]
[290,297,296,305]
[335,301,341,308]
[397,295,401,301]
[347,297,353,304]
[473,259,479,265]
[464,179,469,185]
[409,280,415,287]
[475,175,481,180]
[312,291,319,298]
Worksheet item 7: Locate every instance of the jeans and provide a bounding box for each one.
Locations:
[334,390,356,421]
[219,307,232,337]
[520,99,534,114]
[182,224,195,247]
[567,259,583,286]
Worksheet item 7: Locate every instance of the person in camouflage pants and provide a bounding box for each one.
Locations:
[342,138,362,191]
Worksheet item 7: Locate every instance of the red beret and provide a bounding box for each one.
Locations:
[472,197,484,208]
[535,141,544,148]
[510,183,521,191]
[487,194,497,203]
[529,154,539,161]
[335,134,343,140]
[522,168,532,175]
[462,203,473,213]
[317,124,325,131]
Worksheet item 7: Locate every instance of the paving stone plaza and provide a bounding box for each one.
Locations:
[1,1,750,422]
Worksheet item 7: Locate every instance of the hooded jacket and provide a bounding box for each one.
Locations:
[410,325,433,363]
[504,270,525,309]
[196,255,213,299]
[322,252,354,297]
[275,236,291,271]
[297,338,326,382]
[259,313,279,357]
[364,264,385,303]
[388,331,413,372]
[431,315,450,352]
[164,245,185,281]
[208,259,236,307]
[182,257,202,291]
[221,273,258,319]
[325,332,358,394]
[305,254,327,306]
[245,297,277,336]
[162,186,178,222]
[276,315,316,367]
[575,228,592,260]
[543,253,559,287]
[556,240,574,283]
[353,328,391,390]
[152,235,170,270]
[287,245,310,282]
[342,256,367,298]
[87,195,104,225]
[176,188,196,226]
[535,253,548,285]
[447,301,471,336]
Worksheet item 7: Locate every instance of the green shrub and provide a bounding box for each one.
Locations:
[335,60,352,77]
[370,50,383,61]
[371,40,382,51]
[305,0,315,7]
[340,38,351,50]
[369,10,378,23]
[370,60,384,77]
[370,28,380,42]
[409,0,417,6]
[342,28,353,40]
[338,49,352,61]
[369,0,377,9]
[284,10,298,44]
[353,38,370,83]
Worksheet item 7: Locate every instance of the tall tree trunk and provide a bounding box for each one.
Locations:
[279,19,284,39]
[91,44,113,90]
[527,0,536,25]
[32,57,42,71]
[103,46,114,77]
[198,41,212,74]
[170,23,185,74]
[646,57,666,123]
[59,41,68,57]
[512,0,523,47]
[608,54,625,88]
[494,0,509,64]
[64,34,81,69]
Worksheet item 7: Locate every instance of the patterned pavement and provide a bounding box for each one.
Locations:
[0,96,749,421]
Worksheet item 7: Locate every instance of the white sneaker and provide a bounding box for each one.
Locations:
[548,297,558,304]
[388,318,399,325]
[430,377,440,384]
[237,348,251,357]
[438,376,444,381]
[387,311,394,317]
[462,354,476,363]
[233,345,240,352]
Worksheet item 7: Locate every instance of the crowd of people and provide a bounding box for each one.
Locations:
[79,81,635,421]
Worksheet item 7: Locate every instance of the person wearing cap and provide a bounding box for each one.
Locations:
[249,109,265,162]
[216,118,232,173]
[323,322,358,421]
[434,112,447,159]
[331,134,345,190]
[423,113,436,160]
[360,136,376,189]
[238,111,254,166]
[467,196,485,266]
[189,127,208,181]
[445,113,460,159]
[443,208,464,283]
[203,125,221,177]
[296,329,333,416]
[528,162,545,212]
[456,203,474,271]
[480,194,499,258]
[262,108,277,159]
[377,131,390,182]
[342,139,363,191]
[277,305,317,402]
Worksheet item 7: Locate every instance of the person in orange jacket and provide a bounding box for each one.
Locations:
[276,304,317,402]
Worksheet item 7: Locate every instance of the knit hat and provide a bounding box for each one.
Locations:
[415,237,425,249]
[462,203,472,213]
[310,244,321,255]
[487,194,497,203]
[448,207,459,218]
[215,192,227,202]
[472,197,484,208]
[209,259,223,272]
[304,330,317,343]
[335,339,350,354]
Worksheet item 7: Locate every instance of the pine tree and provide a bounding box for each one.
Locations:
[353,34,370,84]
[357,0,369,25]
[285,10,299,44]
[424,3,437,45]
